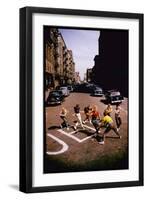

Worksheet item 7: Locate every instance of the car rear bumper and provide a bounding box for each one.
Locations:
[111,99,124,104]
[48,101,61,105]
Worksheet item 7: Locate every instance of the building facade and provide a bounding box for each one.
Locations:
[86,68,93,83]
[44,27,57,90]
[44,27,75,90]
[92,30,128,96]
[65,50,75,84]
[74,72,81,83]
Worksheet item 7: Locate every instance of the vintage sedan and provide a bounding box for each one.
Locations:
[60,86,70,97]
[91,87,103,96]
[105,90,124,104]
[46,91,64,106]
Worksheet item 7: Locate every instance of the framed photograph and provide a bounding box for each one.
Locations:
[19,7,144,193]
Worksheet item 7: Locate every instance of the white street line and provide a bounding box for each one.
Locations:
[83,124,95,131]
[80,135,94,142]
[58,129,82,143]
[46,133,69,155]
[46,124,96,156]
[58,124,95,143]
[68,130,78,135]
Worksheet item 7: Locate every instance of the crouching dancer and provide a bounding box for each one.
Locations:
[98,112,121,144]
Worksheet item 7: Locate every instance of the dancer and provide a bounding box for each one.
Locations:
[83,105,91,124]
[73,104,84,130]
[115,104,122,131]
[103,104,113,116]
[91,105,101,134]
[59,107,69,130]
[99,112,121,144]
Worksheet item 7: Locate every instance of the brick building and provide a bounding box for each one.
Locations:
[44,27,75,90]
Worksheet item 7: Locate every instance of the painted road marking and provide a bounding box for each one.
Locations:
[57,124,95,143]
[68,130,78,135]
[46,133,69,155]
[46,124,98,155]
[83,124,95,131]
[58,129,83,143]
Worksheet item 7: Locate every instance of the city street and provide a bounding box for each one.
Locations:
[44,92,128,173]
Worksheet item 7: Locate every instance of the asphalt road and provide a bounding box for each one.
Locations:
[44,92,128,173]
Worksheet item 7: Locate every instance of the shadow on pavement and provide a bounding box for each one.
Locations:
[48,125,60,130]
[100,99,108,105]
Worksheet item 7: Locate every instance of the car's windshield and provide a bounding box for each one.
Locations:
[55,91,62,94]
[111,96,122,100]
[50,92,60,96]
[95,89,102,92]
[60,87,66,90]
[110,92,120,96]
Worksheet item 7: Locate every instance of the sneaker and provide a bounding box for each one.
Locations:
[117,127,120,132]
[98,141,105,145]
[93,133,97,137]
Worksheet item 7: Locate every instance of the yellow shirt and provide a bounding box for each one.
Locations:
[101,115,113,124]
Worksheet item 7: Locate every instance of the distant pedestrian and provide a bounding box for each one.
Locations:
[60,107,69,130]
[83,105,91,124]
[103,104,113,116]
[115,104,122,131]
[91,105,101,134]
[73,104,84,130]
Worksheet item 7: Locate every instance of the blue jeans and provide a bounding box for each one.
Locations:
[92,119,100,131]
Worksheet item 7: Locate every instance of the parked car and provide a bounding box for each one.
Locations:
[105,90,124,104]
[91,87,103,96]
[73,83,92,93]
[105,90,117,98]
[55,90,65,101]
[46,91,63,105]
[67,85,73,92]
[55,85,60,90]
[60,87,70,97]
[86,83,95,90]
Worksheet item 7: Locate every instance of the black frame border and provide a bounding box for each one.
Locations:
[19,6,144,193]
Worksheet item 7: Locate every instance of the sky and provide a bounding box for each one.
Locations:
[59,29,100,80]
